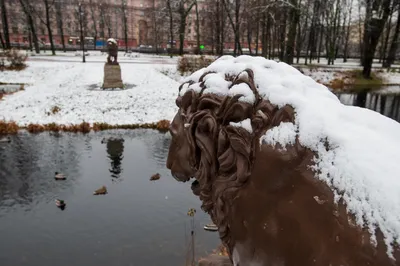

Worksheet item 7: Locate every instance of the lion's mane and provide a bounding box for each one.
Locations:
[176,69,297,251]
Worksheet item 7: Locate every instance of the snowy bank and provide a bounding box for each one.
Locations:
[184,55,400,257]
[0,61,179,126]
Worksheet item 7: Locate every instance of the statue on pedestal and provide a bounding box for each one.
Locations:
[103,38,123,89]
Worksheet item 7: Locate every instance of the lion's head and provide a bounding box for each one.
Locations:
[166,67,295,249]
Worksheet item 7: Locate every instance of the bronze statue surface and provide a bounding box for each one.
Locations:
[167,55,400,266]
[106,38,118,65]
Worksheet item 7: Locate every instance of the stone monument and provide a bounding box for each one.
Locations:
[103,38,123,89]
[167,56,400,265]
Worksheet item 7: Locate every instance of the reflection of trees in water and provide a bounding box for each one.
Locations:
[0,133,81,210]
[354,89,368,108]
[106,139,125,180]
[364,93,400,122]
[338,92,400,122]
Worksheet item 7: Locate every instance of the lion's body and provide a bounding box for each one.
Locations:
[107,41,118,64]
[167,68,400,266]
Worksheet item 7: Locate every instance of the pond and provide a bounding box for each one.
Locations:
[0,130,219,266]
[336,87,400,122]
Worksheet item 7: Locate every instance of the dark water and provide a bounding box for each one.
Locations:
[0,130,219,266]
[336,89,400,122]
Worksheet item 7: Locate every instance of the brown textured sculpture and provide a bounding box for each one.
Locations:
[167,69,400,265]
[107,39,118,65]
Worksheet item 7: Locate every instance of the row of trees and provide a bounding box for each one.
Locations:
[156,0,400,77]
[1,0,400,78]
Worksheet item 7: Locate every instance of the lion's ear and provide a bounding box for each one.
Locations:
[181,90,196,111]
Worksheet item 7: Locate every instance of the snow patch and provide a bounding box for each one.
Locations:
[230,119,253,134]
[261,122,297,150]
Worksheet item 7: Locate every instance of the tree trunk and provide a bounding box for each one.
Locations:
[55,2,65,52]
[179,8,186,55]
[284,0,299,64]
[343,0,353,63]
[123,8,128,53]
[383,4,400,68]
[261,11,267,58]
[279,11,287,61]
[0,32,4,48]
[255,11,260,56]
[380,8,393,64]
[89,0,98,50]
[152,0,159,54]
[28,30,32,51]
[362,0,392,78]
[195,1,201,54]
[19,0,40,53]
[0,0,10,49]
[44,0,55,55]
[167,0,174,57]
[215,0,221,55]
[317,25,324,63]
[247,19,253,55]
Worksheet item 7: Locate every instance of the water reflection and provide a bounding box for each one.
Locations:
[337,92,400,122]
[104,138,125,179]
[0,133,81,211]
[0,130,219,266]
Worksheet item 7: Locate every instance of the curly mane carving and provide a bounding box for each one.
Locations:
[170,69,296,250]
[168,57,400,266]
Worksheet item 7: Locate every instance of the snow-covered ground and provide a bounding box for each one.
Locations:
[183,55,400,258]
[0,57,179,126]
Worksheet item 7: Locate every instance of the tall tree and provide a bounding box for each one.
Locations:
[223,0,243,56]
[0,0,10,49]
[166,0,175,57]
[285,0,300,64]
[383,1,400,67]
[122,0,129,52]
[19,0,40,53]
[32,0,56,55]
[89,0,98,50]
[362,0,392,78]
[55,0,66,52]
[195,0,201,54]
[177,0,196,55]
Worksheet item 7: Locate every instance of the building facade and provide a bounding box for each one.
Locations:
[1,0,210,50]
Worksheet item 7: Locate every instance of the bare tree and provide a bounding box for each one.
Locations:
[55,0,66,52]
[362,0,392,78]
[195,0,201,54]
[88,0,98,50]
[177,0,196,55]
[19,0,40,53]
[32,0,57,55]
[0,0,10,49]
[383,0,400,67]
[121,0,129,52]
[166,0,175,56]
[223,0,243,56]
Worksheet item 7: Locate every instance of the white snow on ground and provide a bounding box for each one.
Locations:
[185,55,400,258]
[0,60,179,125]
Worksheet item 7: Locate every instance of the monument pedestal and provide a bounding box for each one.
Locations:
[103,63,123,89]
